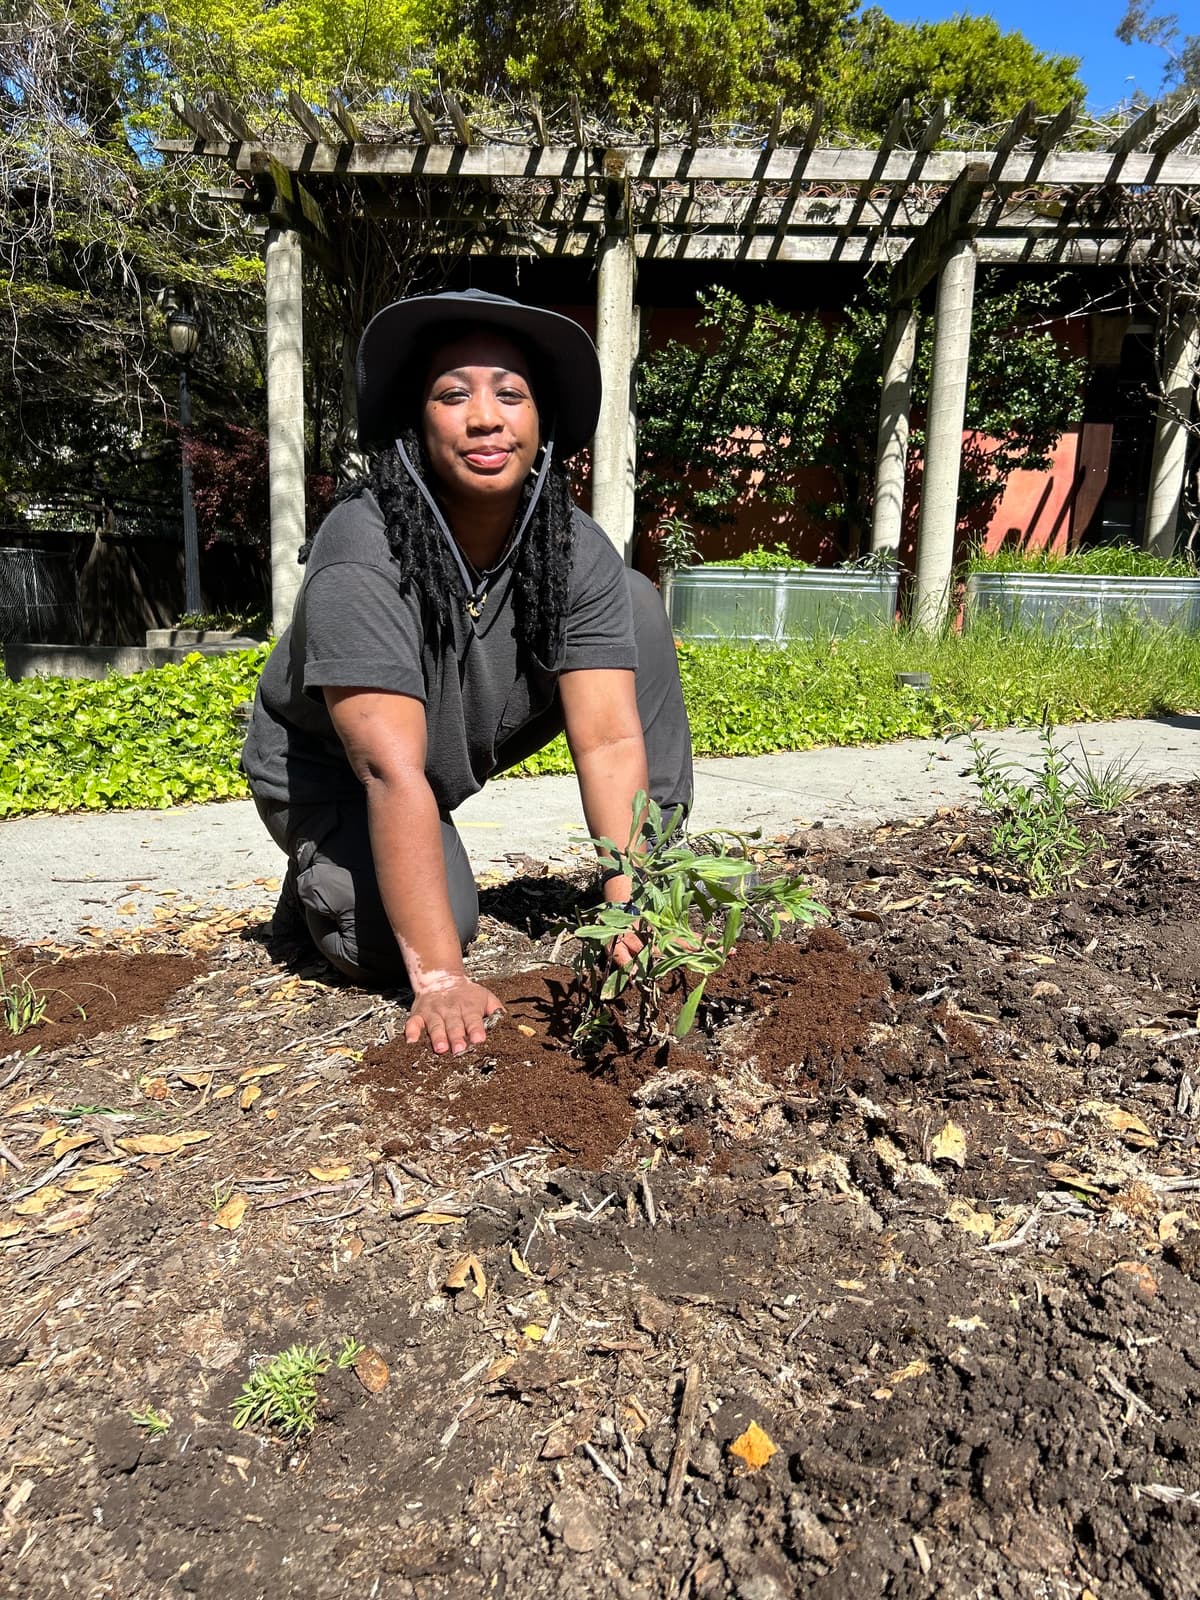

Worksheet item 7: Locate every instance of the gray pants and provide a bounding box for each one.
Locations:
[255,570,692,984]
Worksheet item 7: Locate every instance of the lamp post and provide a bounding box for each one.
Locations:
[166,307,202,616]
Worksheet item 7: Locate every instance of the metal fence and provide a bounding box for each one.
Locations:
[0,547,82,644]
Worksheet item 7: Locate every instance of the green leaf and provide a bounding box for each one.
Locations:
[675,979,707,1039]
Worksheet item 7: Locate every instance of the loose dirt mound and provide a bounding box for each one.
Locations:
[2,783,1200,1599]
[0,942,203,1054]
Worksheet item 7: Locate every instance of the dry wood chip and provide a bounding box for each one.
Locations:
[211,1193,248,1231]
[444,1253,487,1299]
[353,1349,389,1393]
[728,1420,778,1474]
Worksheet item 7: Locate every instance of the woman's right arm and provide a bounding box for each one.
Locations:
[324,686,503,1055]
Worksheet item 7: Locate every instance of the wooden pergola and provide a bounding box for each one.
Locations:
[160,93,1200,631]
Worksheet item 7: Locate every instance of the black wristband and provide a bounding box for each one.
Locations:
[599,865,628,886]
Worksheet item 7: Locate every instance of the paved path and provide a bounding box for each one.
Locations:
[3,715,1196,944]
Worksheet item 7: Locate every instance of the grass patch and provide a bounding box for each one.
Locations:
[966,543,1199,579]
[515,616,1200,775]
[2,620,1198,815]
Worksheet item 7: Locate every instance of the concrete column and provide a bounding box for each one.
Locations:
[265,225,306,634]
[870,303,920,557]
[1144,311,1200,557]
[913,241,976,631]
[592,230,638,564]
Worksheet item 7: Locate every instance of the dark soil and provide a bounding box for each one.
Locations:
[3,782,1200,1600]
[0,947,203,1053]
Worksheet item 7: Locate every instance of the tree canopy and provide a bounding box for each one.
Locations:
[113,0,1085,132]
[823,10,1082,133]
[1117,2,1199,98]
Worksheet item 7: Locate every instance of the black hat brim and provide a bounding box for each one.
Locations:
[356,291,603,459]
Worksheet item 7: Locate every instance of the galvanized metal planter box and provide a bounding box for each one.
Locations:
[663,566,900,643]
[964,572,1200,634]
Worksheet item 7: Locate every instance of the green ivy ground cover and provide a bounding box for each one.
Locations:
[0,646,269,816]
[2,620,1198,816]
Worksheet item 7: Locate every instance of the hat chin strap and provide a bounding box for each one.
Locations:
[393,432,556,617]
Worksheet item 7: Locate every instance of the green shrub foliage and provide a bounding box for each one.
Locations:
[0,647,268,816]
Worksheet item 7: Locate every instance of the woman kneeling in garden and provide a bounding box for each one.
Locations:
[242,289,693,1057]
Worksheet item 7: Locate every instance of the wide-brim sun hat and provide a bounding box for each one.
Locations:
[356,288,602,458]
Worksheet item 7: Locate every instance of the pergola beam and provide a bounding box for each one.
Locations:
[206,94,257,144]
[286,91,328,145]
[1035,99,1078,157]
[327,91,362,144]
[1107,102,1159,156]
[989,100,1038,178]
[410,93,439,144]
[445,94,473,146]
[1151,100,1200,156]
[168,93,223,145]
[159,138,1200,188]
[891,162,989,304]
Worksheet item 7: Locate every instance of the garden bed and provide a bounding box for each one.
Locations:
[2,783,1200,1599]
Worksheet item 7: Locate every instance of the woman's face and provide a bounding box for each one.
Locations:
[420,330,541,511]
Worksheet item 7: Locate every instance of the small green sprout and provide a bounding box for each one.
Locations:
[335,1336,364,1369]
[231,1344,330,1438]
[130,1405,171,1437]
[1,962,47,1037]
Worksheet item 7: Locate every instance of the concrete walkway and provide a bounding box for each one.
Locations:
[3,715,1197,944]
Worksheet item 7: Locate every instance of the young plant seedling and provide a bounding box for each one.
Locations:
[130,1405,171,1438]
[335,1336,364,1369]
[970,718,1094,896]
[0,961,47,1037]
[231,1343,330,1438]
[230,1337,367,1439]
[570,791,823,1045]
[1068,743,1145,812]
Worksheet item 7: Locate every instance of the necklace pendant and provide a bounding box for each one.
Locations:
[466,592,486,620]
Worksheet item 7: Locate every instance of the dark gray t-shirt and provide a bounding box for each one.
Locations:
[241,490,637,813]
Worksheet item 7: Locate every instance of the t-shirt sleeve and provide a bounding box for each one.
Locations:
[300,562,427,701]
[559,524,638,671]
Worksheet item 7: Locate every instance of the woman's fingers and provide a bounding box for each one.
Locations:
[405,981,505,1055]
[610,928,645,969]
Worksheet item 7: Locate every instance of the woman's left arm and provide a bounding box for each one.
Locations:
[558,667,649,920]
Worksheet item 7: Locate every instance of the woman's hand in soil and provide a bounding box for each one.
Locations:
[405,979,504,1056]
[610,924,646,969]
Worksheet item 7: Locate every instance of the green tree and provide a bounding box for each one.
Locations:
[119,0,446,122]
[0,0,265,518]
[447,0,854,122]
[823,10,1083,135]
[1116,2,1200,97]
[637,280,1085,558]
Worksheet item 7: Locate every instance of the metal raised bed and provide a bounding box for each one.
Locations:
[664,565,900,643]
[964,572,1200,634]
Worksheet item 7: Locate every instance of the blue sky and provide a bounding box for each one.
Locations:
[887,1,1173,112]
